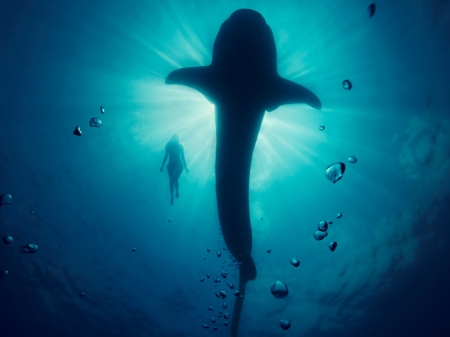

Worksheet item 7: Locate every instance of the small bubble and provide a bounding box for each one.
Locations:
[325,162,346,183]
[318,220,328,232]
[208,306,214,311]
[211,317,217,323]
[219,290,227,299]
[314,231,328,241]
[217,252,222,257]
[368,3,376,17]
[328,220,333,225]
[329,241,338,252]
[213,327,218,330]
[224,313,230,320]
[319,125,325,131]
[54,160,57,163]
[224,322,229,326]
[348,156,357,163]
[200,277,205,282]
[337,213,343,218]
[2,236,13,245]
[280,319,291,330]
[207,248,210,252]
[73,126,82,136]
[168,219,172,223]
[0,194,12,206]
[223,303,227,309]
[270,281,289,299]
[228,283,235,289]
[290,258,300,267]
[100,106,105,114]
[89,117,102,128]
[233,291,240,297]
[20,244,38,254]
[0,270,8,279]
[343,79,352,90]
[267,248,271,253]
[79,292,85,298]
[203,324,209,329]
[206,274,210,278]
[221,271,228,278]
[214,277,221,284]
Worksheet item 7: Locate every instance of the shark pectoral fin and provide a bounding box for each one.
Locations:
[266,76,322,112]
[165,66,214,102]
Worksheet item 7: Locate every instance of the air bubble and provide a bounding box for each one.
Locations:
[280,319,291,330]
[329,241,338,252]
[314,231,328,241]
[270,281,289,299]
[319,125,325,131]
[368,3,376,17]
[73,126,82,136]
[325,162,346,183]
[89,117,102,128]
[290,258,300,267]
[343,79,352,90]
[348,156,357,163]
[2,236,13,245]
[318,220,328,232]
[0,194,12,206]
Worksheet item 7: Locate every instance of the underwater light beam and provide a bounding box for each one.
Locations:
[165,9,321,337]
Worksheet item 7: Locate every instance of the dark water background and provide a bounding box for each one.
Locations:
[1,0,450,336]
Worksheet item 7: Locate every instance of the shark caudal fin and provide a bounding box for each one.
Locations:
[230,255,256,337]
[165,66,215,102]
[265,75,322,112]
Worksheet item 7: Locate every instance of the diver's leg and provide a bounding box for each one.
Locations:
[168,168,175,205]
[174,166,183,198]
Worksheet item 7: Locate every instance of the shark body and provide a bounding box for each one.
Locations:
[166,9,321,336]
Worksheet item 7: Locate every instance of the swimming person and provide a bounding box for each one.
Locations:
[160,134,188,205]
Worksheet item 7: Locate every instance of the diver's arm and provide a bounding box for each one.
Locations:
[180,146,188,172]
[160,151,168,172]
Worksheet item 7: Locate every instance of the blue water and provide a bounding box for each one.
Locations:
[1,1,450,336]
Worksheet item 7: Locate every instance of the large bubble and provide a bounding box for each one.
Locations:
[270,281,289,299]
[325,162,346,183]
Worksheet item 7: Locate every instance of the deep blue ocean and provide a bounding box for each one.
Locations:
[1,1,450,336]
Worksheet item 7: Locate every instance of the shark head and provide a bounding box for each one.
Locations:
[166,9,321,337]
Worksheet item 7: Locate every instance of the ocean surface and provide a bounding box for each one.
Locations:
[1,1,450,336]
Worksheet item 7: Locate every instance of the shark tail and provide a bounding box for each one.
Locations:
[231,264,254,337]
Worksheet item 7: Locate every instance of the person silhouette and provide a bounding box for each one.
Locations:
[160,134,188,205]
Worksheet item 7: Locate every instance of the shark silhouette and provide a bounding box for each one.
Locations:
[166,9,321,337]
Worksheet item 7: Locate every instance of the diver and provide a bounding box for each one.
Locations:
[160,134,188,205]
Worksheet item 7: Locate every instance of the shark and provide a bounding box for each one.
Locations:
[166,9,321,337]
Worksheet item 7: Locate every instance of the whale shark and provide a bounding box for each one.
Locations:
[166,9,321,336]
